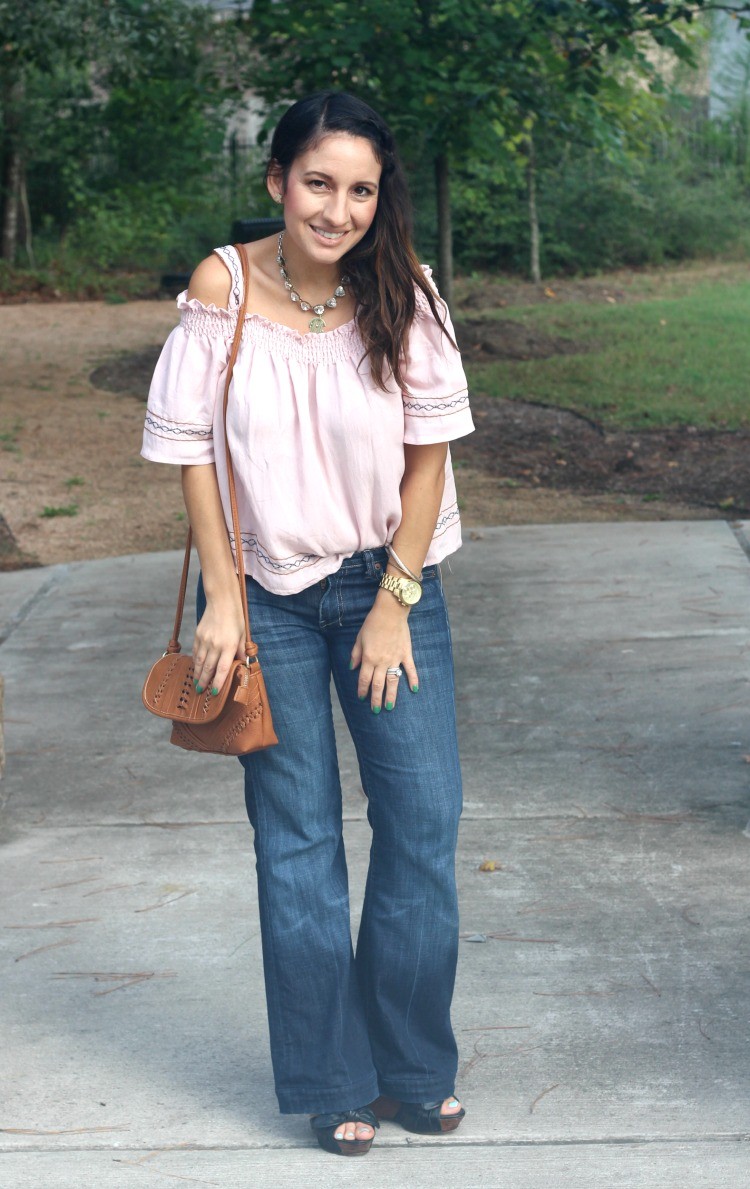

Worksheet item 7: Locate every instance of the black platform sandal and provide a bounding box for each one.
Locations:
[371,1094,466,1134]
[310,1105,379,1156]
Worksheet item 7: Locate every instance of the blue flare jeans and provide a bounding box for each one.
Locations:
[197,547,463,1115]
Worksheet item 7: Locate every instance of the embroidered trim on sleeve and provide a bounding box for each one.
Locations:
[144,412,213,441]
[433,502,460,538]
[403,388,470,418]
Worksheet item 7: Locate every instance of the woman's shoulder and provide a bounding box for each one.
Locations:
[413,263,446,319]
[187,250,235,310]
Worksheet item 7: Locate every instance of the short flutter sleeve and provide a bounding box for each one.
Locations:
[400,267,474,446]
[141,295,234,466]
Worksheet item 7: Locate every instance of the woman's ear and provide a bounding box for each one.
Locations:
[266,164,284,205]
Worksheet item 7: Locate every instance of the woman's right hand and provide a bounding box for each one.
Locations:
[191,596,246,695]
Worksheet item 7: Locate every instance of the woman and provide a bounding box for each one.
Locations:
[142,92,474,1157]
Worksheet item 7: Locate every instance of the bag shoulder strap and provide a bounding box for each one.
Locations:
[167,242,255,659]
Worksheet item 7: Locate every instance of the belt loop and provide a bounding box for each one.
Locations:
[362,548,384,579]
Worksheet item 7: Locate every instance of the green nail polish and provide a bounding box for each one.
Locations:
[348,660,354,670]
[372,705,381,715]
[195,685,204,694]
[412,684,419,693]
[358,694,366,701]
[210,686,219,697]
[385,701,394,711]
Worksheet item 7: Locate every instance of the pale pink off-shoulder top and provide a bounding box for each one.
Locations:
[141,245,474,594]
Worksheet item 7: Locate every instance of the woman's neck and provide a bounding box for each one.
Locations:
[277,232,343,299]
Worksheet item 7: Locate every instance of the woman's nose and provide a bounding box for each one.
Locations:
[323,191,349,227]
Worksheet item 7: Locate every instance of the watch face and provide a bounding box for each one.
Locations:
[402,580,422,605]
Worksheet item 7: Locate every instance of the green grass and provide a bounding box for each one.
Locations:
[0,419,23,454]
[40,504,79,519]
[465,277,750,430]
[0,258,159,302]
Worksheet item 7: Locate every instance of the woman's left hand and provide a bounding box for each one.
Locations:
[349,595,419,712]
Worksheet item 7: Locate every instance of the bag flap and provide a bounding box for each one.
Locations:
[142,653,248,723]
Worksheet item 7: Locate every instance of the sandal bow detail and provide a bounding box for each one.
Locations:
[310,1105,379,1156]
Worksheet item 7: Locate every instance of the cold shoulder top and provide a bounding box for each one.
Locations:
[141,244,475,595]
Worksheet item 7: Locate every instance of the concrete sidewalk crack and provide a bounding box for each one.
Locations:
[0,567,66,648]
[1,1132,748,1154]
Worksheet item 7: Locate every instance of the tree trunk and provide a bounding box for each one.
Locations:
[434,151,454,311]
[2,147,22,264]
[1,77,25,265]
[19,167,34,266]
[527,133,541,284]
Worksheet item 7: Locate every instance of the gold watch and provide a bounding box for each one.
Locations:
[379,572,422,607]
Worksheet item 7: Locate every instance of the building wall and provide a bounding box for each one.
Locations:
[710,8,750,117]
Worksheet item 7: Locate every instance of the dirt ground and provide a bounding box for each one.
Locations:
[0,289,727,571]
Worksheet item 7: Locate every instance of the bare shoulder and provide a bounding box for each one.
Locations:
[187,252,232,309]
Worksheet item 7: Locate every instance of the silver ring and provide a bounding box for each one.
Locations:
[386,666,403,677]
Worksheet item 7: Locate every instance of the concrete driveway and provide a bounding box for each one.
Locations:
[1,522,748,1187]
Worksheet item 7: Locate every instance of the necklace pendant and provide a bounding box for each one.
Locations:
[276,231,343,337]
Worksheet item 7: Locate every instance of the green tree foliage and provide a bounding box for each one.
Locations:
[248,0,547,304]
[0,0,102,260]
[0,0,230,269]
[4,1,750,287]
[246,0,750,300]
[72,2,230,270]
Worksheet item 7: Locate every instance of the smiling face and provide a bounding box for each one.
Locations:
[268,132,381,270]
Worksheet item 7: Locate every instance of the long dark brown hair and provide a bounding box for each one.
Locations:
[265,91,449,390]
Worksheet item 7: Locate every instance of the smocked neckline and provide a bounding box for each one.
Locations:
[177,292,357,341]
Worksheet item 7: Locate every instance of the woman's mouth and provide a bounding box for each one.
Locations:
[310,225,348,244]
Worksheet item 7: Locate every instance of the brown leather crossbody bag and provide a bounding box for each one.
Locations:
[142,243,278,756]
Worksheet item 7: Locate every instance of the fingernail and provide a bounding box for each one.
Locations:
[358,694,366,701]
[210,686,219,696]
[385,701,394,711]
[195,684,204,694]
[372,705,381,715]
[412,683,419,693]
[348,659,354,669]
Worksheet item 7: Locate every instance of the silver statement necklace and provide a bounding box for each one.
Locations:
[276,231,349,333]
